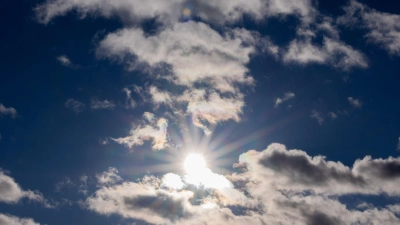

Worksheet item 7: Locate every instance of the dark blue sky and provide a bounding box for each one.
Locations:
[1,0,400,224]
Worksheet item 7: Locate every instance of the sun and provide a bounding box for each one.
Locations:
[184,154,206,174]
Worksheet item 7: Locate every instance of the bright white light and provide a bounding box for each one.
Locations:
[162,173,185,190]
[184,154,206,174]
[183,154,232,189]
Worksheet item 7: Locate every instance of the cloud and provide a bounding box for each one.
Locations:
[122,88,136,109]
[56,55,73,67]
[90,98,116,110]
[283,36,368,70]
[96,167,122,186]
[54,177,74,192]
[0,103,17,118]
[348,97,363,108]
[338,0,400,56]
[275,92,295,107]
[35,0,316,25]
[0,170,46,205]
[64,98,86,114]
[328,112,338,119]
[83,144,400,224]
[398,137,400,151]
[112,112,168,150]
[311,110,324,125]
[0,213,40,225]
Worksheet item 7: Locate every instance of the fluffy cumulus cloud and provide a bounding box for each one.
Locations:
[0,103,17,118]
[0,171,46,204]
[82,144,400,224]
[339,0,400,56]
[112,112,168,150]
[0,213,40,225]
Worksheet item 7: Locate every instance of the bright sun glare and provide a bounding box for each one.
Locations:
[183,154,232,189]
[184,154,206,174]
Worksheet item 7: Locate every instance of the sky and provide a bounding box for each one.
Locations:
[1,0,400,224]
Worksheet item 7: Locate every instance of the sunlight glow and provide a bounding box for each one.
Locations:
[184,154,206,174]
[183,154,232,189]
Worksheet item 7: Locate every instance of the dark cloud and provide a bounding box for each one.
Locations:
[258,146,366,187]
[124,192,191,221]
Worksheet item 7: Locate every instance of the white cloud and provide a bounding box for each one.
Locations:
[348,97,363,108]
[56,55,73,67]
[35,0,316,25]
[0,171,46,205]
[311,109,324,125]
[0,213,40,225]
[275,92,295,107]
[0,103,17,118]
[90,98,116,110]
[96,167,122,186]
[83,143,400,224]
[339,0,400,56]
[284,36,368,70]
[112,112,168,150]
[122,88,136,109]
[64,98,85,114]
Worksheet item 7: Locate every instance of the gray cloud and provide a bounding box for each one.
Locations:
[348,97,363,109]
[64,98,86,114]
[0,103,17,118]
[90,98,116,110]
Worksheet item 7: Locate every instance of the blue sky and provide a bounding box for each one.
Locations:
[1,0,400,224]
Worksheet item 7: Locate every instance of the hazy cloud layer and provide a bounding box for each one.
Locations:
[339,0,400,56]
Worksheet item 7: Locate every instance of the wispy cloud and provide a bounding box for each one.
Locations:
[56,55,73,67]
[112,112,168,151]
[90,98,116,110]
[0,103,17,118]
[311,109,325,125]
[339,0,400,56]
[348,97,363,108]
[65,98,86,114]
[275,92,295,107]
